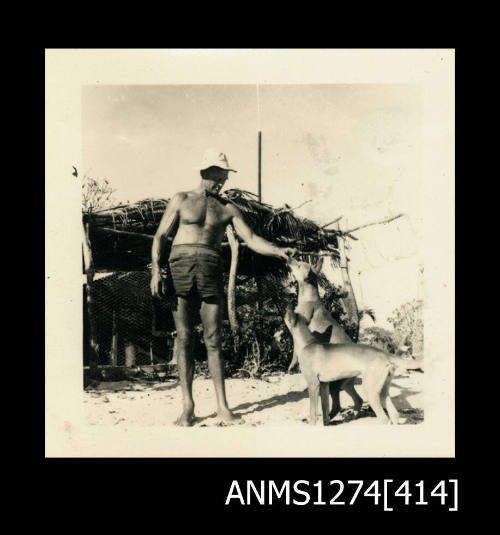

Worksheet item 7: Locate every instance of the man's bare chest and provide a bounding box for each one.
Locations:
[179,196,231,227]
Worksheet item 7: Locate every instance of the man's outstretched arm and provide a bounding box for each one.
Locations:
[230,205,296,260]
[151,193,184,297]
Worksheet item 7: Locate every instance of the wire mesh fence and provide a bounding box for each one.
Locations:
[83,271,177,368]
[82,269,295,378]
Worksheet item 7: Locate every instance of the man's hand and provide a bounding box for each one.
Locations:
[277,247,297,260]
[150,270,164,299]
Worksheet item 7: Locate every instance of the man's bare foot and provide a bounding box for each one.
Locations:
[175,409,196,427]
[216,408,239,425]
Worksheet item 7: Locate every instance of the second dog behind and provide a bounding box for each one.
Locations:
[284,305,405,426]
[287,256,363,420]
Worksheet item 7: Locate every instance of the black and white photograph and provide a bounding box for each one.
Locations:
[45,49,454,458]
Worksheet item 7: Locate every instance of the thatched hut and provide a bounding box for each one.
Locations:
[84,189,341,274]
[82,189,351,368]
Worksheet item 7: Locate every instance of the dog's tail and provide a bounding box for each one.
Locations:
[387,355,424,373]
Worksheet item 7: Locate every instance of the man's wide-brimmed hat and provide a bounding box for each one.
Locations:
[195,148,237,172]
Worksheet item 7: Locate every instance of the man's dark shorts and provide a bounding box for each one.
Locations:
[168,244,224,300]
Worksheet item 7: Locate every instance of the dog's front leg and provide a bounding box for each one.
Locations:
[308,383,320,425]
[319,382,330,426]
[288,351,298,372]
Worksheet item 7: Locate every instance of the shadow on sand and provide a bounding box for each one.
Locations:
[196,376,424,426]
[390,379,424,423]
[224,376,424,426]
[231,388,309,416]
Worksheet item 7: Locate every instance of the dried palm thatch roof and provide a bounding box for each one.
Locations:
[84,188,341,276]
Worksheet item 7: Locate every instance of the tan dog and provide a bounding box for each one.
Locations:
[284,305,411,425]
[287,256,363,420]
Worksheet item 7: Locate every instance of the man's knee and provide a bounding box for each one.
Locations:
[203,328,221,351]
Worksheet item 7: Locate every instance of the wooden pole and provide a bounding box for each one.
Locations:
[125,342,136,367]
[149,340,154,365]
[110,309,118,365]
[226,225,240,348]
[335,221,359,340]
[258,131,262,202]
[82,220,99,367]
[171,337,178,366]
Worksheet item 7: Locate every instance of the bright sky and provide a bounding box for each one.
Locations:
[82,84,423,327]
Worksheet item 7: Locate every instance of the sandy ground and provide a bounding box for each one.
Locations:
[84,370,423,428]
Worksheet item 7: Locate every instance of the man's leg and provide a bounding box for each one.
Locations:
[172,296,196,426]
[200,296,237,423]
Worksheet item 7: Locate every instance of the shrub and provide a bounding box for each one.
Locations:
[359,326,397,354]
[82,174,117,213]
[387,300,424,358]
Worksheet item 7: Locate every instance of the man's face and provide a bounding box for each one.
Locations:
[201,167,229,194]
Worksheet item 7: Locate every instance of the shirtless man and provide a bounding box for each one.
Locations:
[151,149,296,426]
